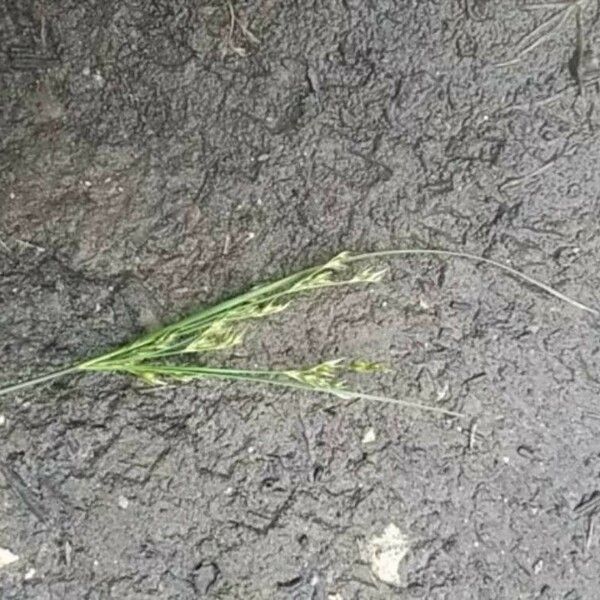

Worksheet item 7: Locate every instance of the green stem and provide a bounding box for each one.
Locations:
[130,364,464,418]
[79,260,331,368]
[0,366,79,397]
[112,278,377,361]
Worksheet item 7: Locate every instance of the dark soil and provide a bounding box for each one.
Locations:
[2,1,600,598]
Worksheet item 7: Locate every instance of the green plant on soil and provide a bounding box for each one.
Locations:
[0,249,596,416]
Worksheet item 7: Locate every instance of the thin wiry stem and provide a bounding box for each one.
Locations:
[0,366,79,398]
[494,3,575,67]
[348,249,599,317]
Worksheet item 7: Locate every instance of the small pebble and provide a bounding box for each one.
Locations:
[117,495,129,509]
[362,428,377,444]
[24,568,36,580]
[0,548,19,568]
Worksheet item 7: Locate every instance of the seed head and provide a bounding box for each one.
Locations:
[184,322,244,353]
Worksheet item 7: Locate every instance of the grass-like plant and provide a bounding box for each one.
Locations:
[0,249,596,416]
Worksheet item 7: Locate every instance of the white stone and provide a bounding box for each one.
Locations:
[0,547,19,569]
[362,428,376,444]
[368,523,409,586]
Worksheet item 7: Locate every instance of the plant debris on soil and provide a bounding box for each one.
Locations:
[1,249,595,421]
[2,1,600,598]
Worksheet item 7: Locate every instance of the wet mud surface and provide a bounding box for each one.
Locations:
[2,1,600,598]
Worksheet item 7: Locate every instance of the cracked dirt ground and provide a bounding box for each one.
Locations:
[2,1,600,598]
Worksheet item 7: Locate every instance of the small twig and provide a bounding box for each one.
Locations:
[238,21,260,46]
[573,3,584,96]
[468,419,478,450]
[40,14,47,49]
[494,74,600,115]
[224,0,259,57]
[0,462,48,523]
[518,5,573,54]
[227,0,236,45]
[224,0,244,57]
[523,1,579,9]
[495,4,574,67]
[574,491,600,517]
[15,238,46,252]
[582,408,600,421]
[586,515,595,550]
[499,152,562,191]
[223,233,231,256]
